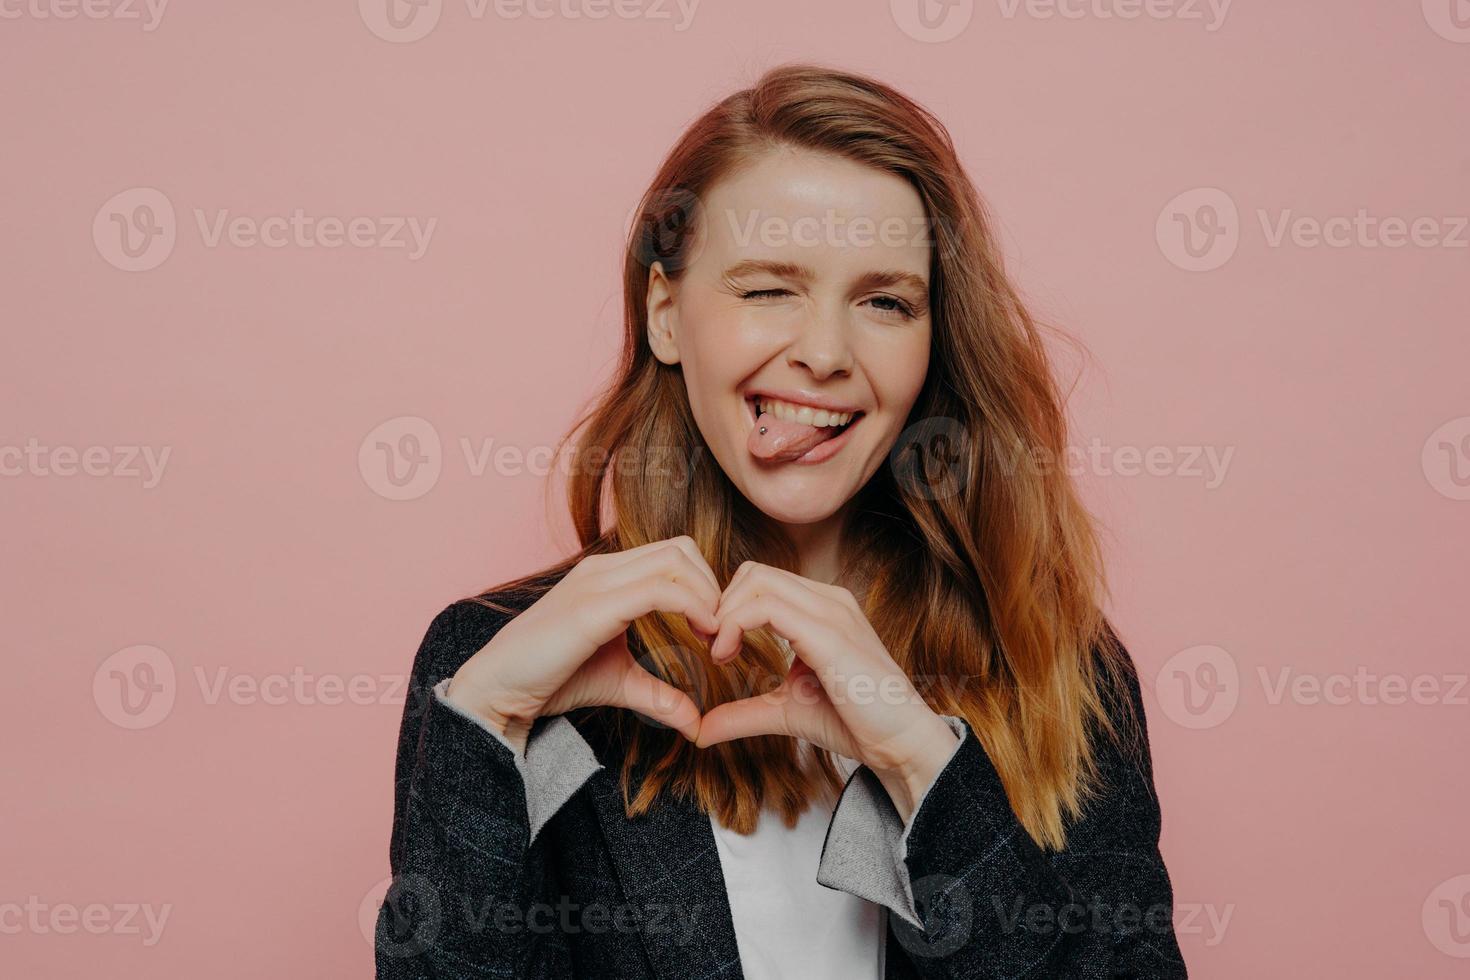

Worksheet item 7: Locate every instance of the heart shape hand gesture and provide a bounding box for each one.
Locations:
[445,538,960,821]
[694,561,961,819]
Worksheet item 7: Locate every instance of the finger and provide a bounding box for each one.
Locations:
[613,576,722,637]
[610,663,703,743]
[590,549,722,636]
[694,694,788,747]
[717,562,838,627]
[597,535,721,597]
[694,664,829,748]
[710,592,842,673]
[595,543,721,613]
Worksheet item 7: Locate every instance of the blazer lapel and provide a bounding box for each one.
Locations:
[570,714,745,980]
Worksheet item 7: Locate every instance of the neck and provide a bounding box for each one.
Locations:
[775,497,860,592]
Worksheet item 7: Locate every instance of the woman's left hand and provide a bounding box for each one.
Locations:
[694,562,962,822]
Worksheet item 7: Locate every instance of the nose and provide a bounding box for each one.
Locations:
[786,303,854,379]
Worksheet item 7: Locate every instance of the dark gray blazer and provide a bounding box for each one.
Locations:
[375,592,1189,978]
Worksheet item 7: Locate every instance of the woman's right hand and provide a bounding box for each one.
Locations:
[443,536,721,753]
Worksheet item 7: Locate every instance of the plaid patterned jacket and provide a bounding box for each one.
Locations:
[375,593,1189,979]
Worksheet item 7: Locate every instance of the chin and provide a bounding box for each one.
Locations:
[732,463,860,525]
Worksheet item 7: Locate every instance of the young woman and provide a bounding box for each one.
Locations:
[377,64,1188,979]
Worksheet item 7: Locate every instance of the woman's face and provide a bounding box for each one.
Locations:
[646,146,933,527]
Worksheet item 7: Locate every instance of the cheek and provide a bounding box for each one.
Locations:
[672,300,755,430]
[676,299,758,378]
[868,327,931,414]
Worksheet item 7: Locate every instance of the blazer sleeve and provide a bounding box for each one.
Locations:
[817,644,1189,978]
[375,601,603,979]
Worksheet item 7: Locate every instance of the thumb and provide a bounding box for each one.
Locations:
[609,663,704,743]
[694,693,794,748]
[697,660,832,748]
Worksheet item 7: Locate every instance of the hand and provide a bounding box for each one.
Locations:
[444,536,721,753]
[693,562,961,822]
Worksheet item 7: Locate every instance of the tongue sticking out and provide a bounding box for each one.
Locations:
[748,406,846,462]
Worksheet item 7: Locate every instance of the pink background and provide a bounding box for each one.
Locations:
[4,2,1468,976]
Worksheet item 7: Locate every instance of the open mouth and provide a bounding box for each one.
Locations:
[745,396,865,463]
[745,396,864,437]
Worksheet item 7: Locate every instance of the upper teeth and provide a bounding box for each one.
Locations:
[755,398,854,428]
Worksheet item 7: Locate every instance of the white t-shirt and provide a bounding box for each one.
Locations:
[708,739,886,980]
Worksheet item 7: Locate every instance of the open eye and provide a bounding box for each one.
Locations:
[865,294,918,320]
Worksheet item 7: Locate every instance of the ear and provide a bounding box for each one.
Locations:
[645,260,681,366]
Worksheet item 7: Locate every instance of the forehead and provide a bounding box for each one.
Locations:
[695,146,931,276]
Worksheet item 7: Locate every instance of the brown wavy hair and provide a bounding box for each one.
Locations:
[467,62,1140,851]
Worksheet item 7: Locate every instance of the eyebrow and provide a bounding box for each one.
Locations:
[722,259,929,296]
